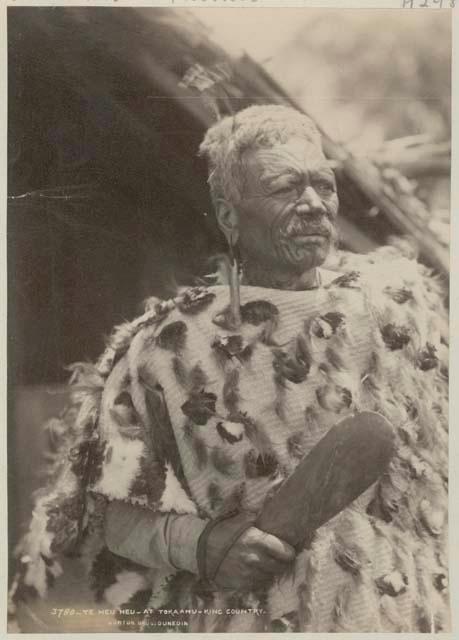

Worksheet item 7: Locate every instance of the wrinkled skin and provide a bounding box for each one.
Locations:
[227,138,339,289]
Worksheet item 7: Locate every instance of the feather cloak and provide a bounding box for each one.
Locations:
[9,247,450,633]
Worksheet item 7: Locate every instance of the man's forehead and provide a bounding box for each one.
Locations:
[241,138,330,176]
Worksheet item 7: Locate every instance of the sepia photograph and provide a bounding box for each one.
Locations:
[6,3,452,634]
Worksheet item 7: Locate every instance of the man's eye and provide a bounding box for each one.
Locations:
[273,184,295,195]
[314,181,335,196]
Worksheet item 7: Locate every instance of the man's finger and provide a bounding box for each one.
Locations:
[257,554,292,576]
[250,529,295,562]
[244,550,288,575]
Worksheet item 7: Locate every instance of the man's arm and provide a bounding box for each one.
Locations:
[104,500,208,574]
[104,499,295,590]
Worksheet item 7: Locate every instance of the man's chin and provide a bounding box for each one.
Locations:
[281,239,330,269]
[291,234,329,246]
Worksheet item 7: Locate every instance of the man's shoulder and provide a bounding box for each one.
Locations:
[120,248,445,366]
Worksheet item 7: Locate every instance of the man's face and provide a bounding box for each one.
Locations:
[234,138,339,272]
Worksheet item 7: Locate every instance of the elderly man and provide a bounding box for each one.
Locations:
[11,105,449,633]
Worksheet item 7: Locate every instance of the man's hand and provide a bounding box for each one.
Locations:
[206,523,295,591]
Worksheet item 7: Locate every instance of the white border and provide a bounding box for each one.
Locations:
[0,2,456,639]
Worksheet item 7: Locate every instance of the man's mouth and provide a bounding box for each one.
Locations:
[289,233,329,245]
[278,212,332,240]
[279,228,331,240]
[291,231,328,237]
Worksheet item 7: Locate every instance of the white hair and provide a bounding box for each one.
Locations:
[198,104,324,206]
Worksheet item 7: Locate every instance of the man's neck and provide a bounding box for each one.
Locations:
[241,257,320,291]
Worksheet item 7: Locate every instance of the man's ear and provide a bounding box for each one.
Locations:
[215,198,240,247]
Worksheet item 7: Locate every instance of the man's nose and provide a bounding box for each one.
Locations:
[295,186,326,217]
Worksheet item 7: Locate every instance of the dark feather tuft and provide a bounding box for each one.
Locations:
[181,390,217,425]
[383,286,414,304]
[366,476,400,523]
[328,271,360,289]
[434,573,448,592]
[193,437,209,469]
[171,356,190,388]
[212,335,253,363]
[272,340,310,385]
[222,368,240,413]
[381,324,411,350]
[260,318,281,346]
[404,395,419,421]
[416,343,439,371]
[211,448,236,475]
[189,364,209,391]
[244,449,279,478]
[274,386,287,420]
[109,399,144,440]
[156,321,188,353]
[241,300,279,325]
[183,420,194,439]
[310,312,345,339]
[46,494,85,553]
[322,312,346,331]
[177,287,215,314]
[334,545,362,576]
[68,436,107,486]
